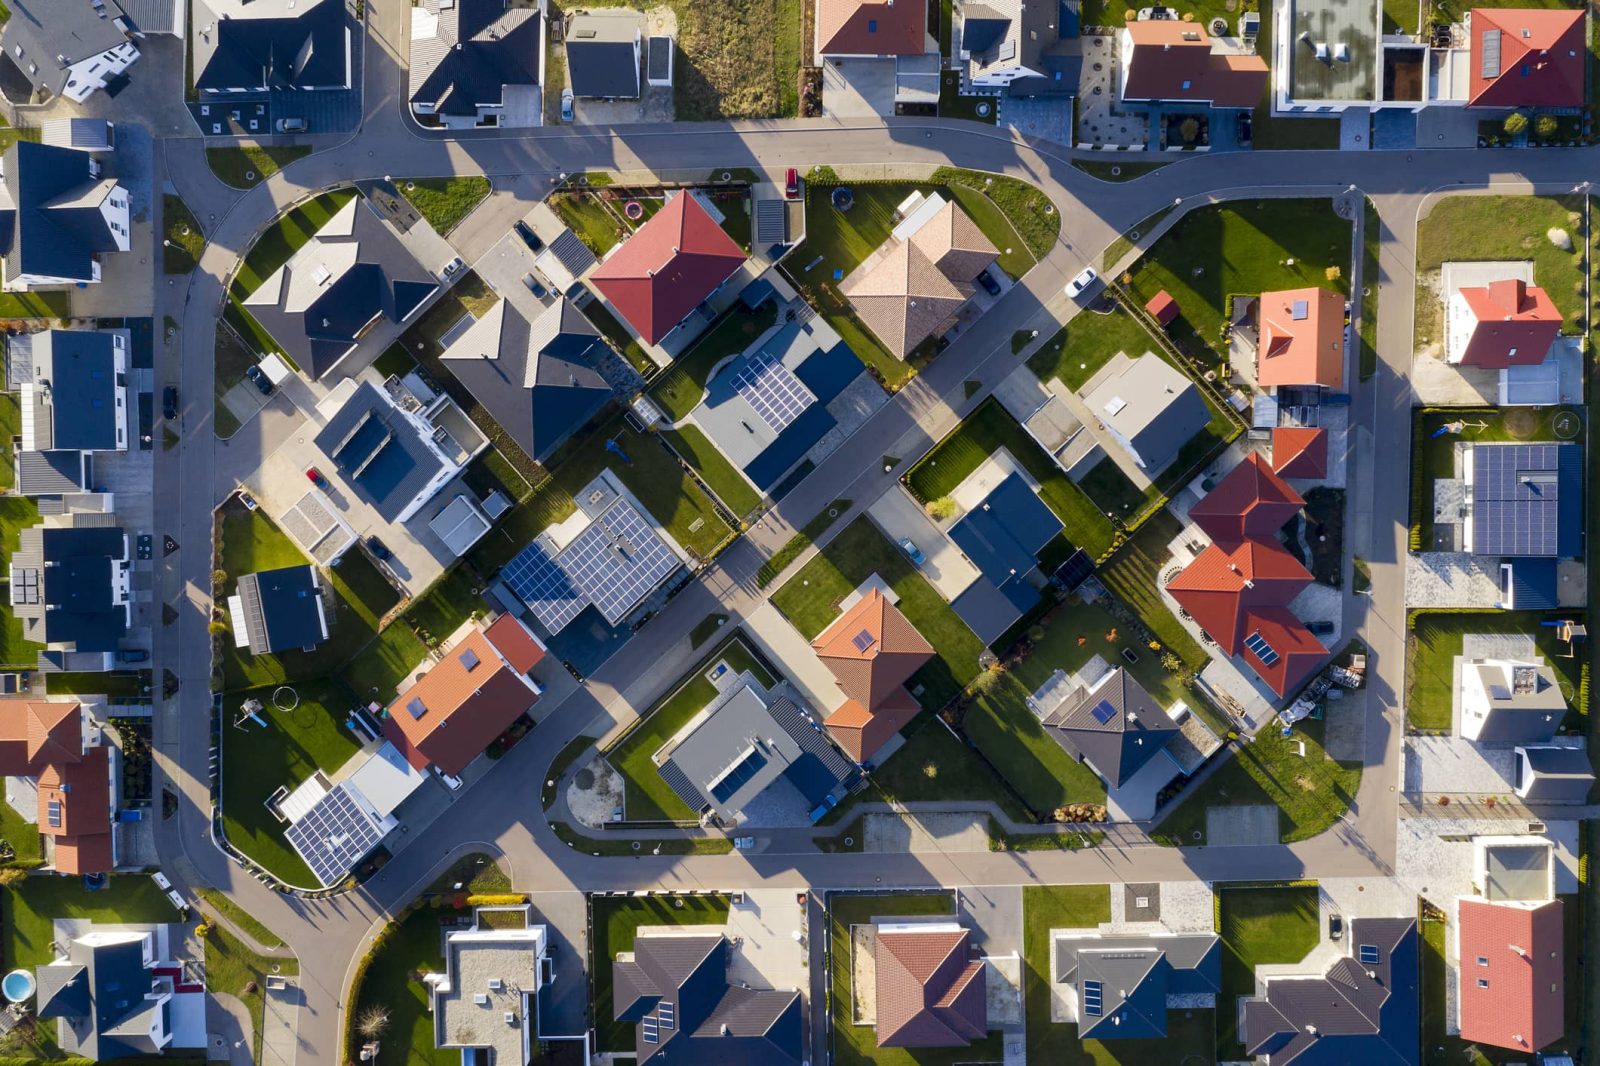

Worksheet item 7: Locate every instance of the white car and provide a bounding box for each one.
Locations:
[1066,267,1099,300]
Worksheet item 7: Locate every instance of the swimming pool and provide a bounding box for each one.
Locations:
[4,969,35,1002]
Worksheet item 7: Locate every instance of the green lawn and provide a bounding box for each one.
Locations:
[0,392,42,665]
[1028,304,1163,391]
[938,72,999,122]
[829,891,1005,1065]
[1151,718,1361,846]
[962,671,1106,814]
[231,188,359,298]
[205,923,300,1065]
[343,567,481,702]
[4,876,181,970]
[1413,194,1586,351]
[1125,200,1353,368]
[551,190,625,255]
[1215,885,1320,1059]
[1078,457,1160,521]
[195,887,285,949]
[608,635,777,822]
[757,498,851,588]
[662,423,762,517]
[1358,199,1380,381]
[1097,511,1210,673]
[932,167,1060,262]
[347,902,452,1066]
[399,176,491,236]
[206,145,311,189]
[592,894,731,1053]
[771,516,984,711]
[1071,159,1170,183]
[903,398,1116,558]
[162,194,206,274]
[651,302,778,421]
[1406,610,1585,733]
[0,798,41,867]
[220,678,362,886]
[1104,206,1176,274]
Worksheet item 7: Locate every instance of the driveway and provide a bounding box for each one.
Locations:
[867,488,979,601]
[822,58,895,118]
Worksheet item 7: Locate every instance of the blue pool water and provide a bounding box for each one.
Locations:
[4,970,35,1001]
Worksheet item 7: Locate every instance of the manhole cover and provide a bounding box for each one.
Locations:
[575,768,596,789]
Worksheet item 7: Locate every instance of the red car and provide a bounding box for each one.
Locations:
[305,467,326,487]
[785,168,800,200]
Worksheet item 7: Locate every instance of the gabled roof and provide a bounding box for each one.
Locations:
[1237,606,1328,698]
[0,0,133,96]
[0,700,82,777]
[1121,20,1268,108]
[381,618,544,776]
[1168,538,1311,656]
[1256,287,1345,388]
[813,588,933,762]
[38,745,113,874]
[874,927,988,1048]
[194,0,351,92]
[816,0,928,55]
[409,0,542,116]
[1038,668,1179,788]
[1055,932,1220,1040]
[11,523,129,652]
[1187,452,1304,548]
[1467,7,1584,107]
[36,930,159,1060]
[1455,279,1562,369]
[1272,427,1329,479]
[0,141,127,286]
[590,192,746,345]
[1146,290,1179,325]
[1457,897,1564,1054]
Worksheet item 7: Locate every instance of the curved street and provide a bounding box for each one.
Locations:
[137,1,1600,1062]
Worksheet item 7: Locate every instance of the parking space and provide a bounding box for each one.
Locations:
[866,487,980,601]
[822,58,896,118]
[1000,95,1074,146]
[526,890,592,1036]
[1204,803,1278,846]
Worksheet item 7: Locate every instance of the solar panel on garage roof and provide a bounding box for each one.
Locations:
[502,540,586,633]
[732,348,814,432]
[283,785,387,887]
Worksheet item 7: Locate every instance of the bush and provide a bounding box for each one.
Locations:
[1535,115,1559,138]
[925,496,957,522]
[1503,112,1529,136]
[465,893,527,906]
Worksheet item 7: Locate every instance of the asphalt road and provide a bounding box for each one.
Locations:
[138,2,1600,1061]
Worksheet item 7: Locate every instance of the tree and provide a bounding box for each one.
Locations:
[925,496,957,522]
[1535,114,1559,139]
[356,1005,391,1040]
[1503,111,1529,136]
[1179,117,1200,144]
[1324,265,1342,282]
[0,867,27,888]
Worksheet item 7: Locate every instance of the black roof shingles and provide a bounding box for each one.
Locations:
[0,140,125,285]
[1039,668,1179,788]
[193,0,350,92]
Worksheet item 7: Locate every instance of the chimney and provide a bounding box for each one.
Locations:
[720,1024,731,1036]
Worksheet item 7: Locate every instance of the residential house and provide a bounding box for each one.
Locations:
[228,565,329,657]
[1082,355,1210,474]
[0,0,170,104]
[9,328,131,498]
[382,615,546,776]
[1119,21,1268,108]
[873,924,987,1048]
[409,0,546,128]
[945,471,1062,628]
[1462,442,1582,560]
[1241,917,1420,1065]
[192,0,353,94]
[1036,667,1179,789]
[566,12,643,99]
[426,907,551,1065]
[10,522,132,668]
[1458,658,1565,744]
[1445,278,1561,369]
[613,931,803,1063]
[1187,450,1304,547]
[0,141,131,290]
[1271,426,1329,480]
[816,0,927,57]
[37,927,194,1059]
[841,192,997,358]
[656,670,855,825]
[951,0,1078,93]
[589,192,746,347]
[1254,287,1345,389]
[1455,836,1565,1053]
[0,699,117,875]
[812,587,934,763]
[439,297,613,462]
[275,739,428,887]
[1466,8,1584,108]
[1053,931,1221,1037]
[239,193,439,379]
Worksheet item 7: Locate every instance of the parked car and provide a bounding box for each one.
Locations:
[441,256,465,278]
[432,766,464,791]
[117,649,149,664]
[305,467,327,487]
[785,167,800,199]
[365,536,392,561]
[523,272,547,298]
[245,365,273,395]
[275,117,307,133]
[514,219,544,252]
[1307,619,1337,636]
[976,269,1002,296]
[1328,914,1343,940]
[1236,112,1253,146]
[898,538,926,565]
[560,88,574,123]
[1066,267,1100,300]
[239,492,259,511]
[162,386,178,420]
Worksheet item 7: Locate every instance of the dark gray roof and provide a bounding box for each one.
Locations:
[1516,745,1594,803]
[236,565,325,655]
[114,0,179,34]
[409,0,542,116]
[17,450,89,496]
[311,381,448,522]
[0,140,127,286]
[567,14,641,98]
[1470,442,1583,558]
[1242,918,1420,1066]
[36,933,161,1061]
[613,932,802,1065]
[1053,933,1219,1040]
[193,0,350,92]
[10,523,128,651]
[0,0,131,96]
[1464,660,1566,745]
[1039,668,1179,788]
[27,330,125,451]
[1083,355,1211,474]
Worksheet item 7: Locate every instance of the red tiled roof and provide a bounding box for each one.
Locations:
[1256,287,1345,388]
[1237,607,1327,697]
[589,193,746,345]
[39,745,113,874]
[1121,21,1268,108]
[1457,897,1564,1052]
[824,689,921,763]
[53,832,114,876]
[381,619,543,775]
[874,928,988,1048]
[1168,539,1312,657]
[1188,453,1304,548]
[1146,290,1179,326]
[1455,279,1562,369]
[484,613,546,674]
[0,700,81,777]
[813,589,934,711]
[816,0,927,56]
[1272,427,1329,480]
[1467,8,1584,107]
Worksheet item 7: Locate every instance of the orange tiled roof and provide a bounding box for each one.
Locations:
[1256,287,1345,388]
[0,700,81,777]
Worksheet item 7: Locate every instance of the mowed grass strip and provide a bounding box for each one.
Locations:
[962,671,1106,813]
[1097,510,1209,670]
[206,145,310,189]
[1215,885,1320,1058]
[1028,303,1162,391]
[398,176,491,236]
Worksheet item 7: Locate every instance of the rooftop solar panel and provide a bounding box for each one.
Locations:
[283,784,387,887]
[1471,443,1580,558]
[502,540,586,632]
[732,348,814,432]
[1358,944,1380,965]
[1089,699,1118,725]
[851,628,876,652]
[709,747,769,804]
[1083,980,1103,1017]
[658,1002,675,1029]
[1244,631,1280,667]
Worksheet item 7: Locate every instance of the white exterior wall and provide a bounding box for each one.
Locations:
[1444,290,1475,364]
[60,41,141,103]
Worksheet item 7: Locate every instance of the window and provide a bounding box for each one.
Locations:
[868,18,877,30]
[1181,80,1192,90]
[1476,956,1488,966]
[1357,944,1380,965]
[1476,978,1489,989]
[459,648,480,671]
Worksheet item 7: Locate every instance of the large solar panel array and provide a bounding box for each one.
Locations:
[501,497,680,634]
[1472,443,1574,558]
[732,348,814,432]
[283,784,387,887]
